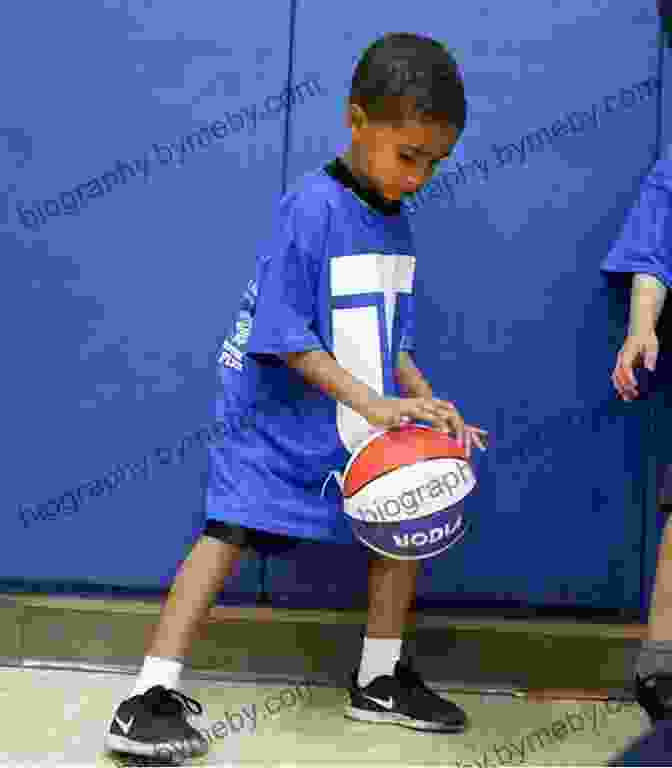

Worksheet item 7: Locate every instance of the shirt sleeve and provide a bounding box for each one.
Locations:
[601,158,672,290]
[245,194,327,363]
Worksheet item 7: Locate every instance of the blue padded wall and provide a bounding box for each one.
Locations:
[2,0,301,598]
[3,1,668,616]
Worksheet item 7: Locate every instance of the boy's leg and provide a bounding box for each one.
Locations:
[357,557,418,686]
[365,556,419,638]
[105,529,243,761]
[345,554,467,732]
[146,534,241,662]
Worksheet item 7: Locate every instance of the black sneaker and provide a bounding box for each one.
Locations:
[345,658,468,732]
[105,685,209,765]
[635,674,672,724]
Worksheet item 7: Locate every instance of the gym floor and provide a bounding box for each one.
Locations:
[0,665,648,766]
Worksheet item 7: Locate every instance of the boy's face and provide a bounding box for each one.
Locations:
[345,103,459,202]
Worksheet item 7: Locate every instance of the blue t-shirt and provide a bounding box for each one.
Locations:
[206,159,417,543]
[601,155,672,289]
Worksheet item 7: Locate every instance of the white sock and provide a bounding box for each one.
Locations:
[357,637,402,687]
[130,656,184,698]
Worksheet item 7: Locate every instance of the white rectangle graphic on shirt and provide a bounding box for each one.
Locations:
[332,305,382,452]
[330,254,415,296]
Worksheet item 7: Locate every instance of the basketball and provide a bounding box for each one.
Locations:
[342,424,476,560]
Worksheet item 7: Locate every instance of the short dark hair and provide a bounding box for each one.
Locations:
[349,33,467,133]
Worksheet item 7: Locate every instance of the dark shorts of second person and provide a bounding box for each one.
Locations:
[659,462,672,510]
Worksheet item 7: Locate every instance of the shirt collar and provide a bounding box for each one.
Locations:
[323,157,402,216]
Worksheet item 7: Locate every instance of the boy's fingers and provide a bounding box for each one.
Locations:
[466,426,487,449]
[435,400,458,412]
[405,401,475,442]
[412,403,438,422]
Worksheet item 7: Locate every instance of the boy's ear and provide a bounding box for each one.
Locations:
[348,103,368,133]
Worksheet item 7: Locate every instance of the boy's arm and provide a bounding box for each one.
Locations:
[284,350,380,417]
[396,350,433,399]
[285,350,433,411]
[284,349,459,433]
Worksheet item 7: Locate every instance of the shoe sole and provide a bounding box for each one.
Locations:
[344,705,466,732]
[105,733,208,762]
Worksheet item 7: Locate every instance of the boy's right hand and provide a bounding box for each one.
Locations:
[612,331,659,401]
[360,396,464,439]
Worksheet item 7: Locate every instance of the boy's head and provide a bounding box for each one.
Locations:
[346,33,466,202]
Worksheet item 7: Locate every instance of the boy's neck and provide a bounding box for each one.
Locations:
[340,150,379,195]
[328,151,402,216]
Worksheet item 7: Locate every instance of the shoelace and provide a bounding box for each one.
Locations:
[143,686,204,717]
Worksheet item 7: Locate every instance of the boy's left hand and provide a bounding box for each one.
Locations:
[394,355,487,457]
[415,399,487,459]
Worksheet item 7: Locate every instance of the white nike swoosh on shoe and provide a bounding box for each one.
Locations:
[114,715,135,735]
[363,695,395,710]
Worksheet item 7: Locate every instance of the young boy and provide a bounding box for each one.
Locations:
[105,32,486,763]
[601,154,672,722]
